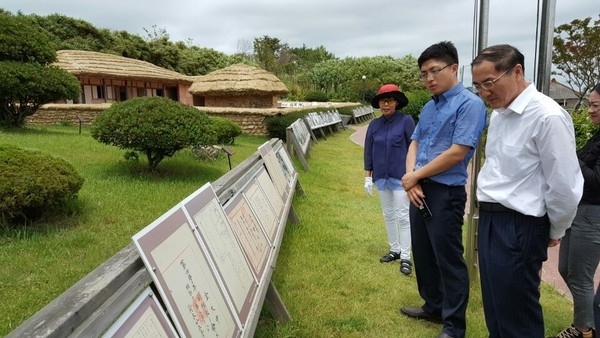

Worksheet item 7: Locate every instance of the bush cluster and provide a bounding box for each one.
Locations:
[403,90,432,123]
[0,144,84,220]
[210,116,242,145]
[572,110,599,150]
[304,91,329,102]
[265,111,308,140]
[336,105,361,116]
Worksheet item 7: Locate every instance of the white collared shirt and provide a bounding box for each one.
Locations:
[477,83,584,239]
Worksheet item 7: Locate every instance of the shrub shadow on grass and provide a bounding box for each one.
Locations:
[0,198,87,239]
[0,126,80,137]
[98,157,227,184]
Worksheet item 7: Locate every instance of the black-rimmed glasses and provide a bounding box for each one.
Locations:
[419,64,452,81]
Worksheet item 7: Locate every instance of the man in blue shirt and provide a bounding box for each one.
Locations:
[399,41,487,338]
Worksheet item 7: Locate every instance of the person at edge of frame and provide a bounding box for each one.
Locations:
[399,41,488,338]
[471,43,584,338]
[552,83,600,338]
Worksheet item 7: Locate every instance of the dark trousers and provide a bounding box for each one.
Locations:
[559,205,600,329]
[410,181,469,338]
[478,209,550,338]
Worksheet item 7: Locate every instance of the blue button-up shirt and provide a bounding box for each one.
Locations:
[411,83,487,186]
[364,111,415,190]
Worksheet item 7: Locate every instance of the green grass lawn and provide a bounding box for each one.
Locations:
[0,125,266,335]
[0,124,574,337]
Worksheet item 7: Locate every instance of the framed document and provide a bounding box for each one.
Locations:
[242,176,278,244]
[223,192,271,280]
[132,208,240,337]
[258,141,288,198]
[274,144,296,188]
[291,119,311,154]
[183,184,257,327]
[102,287,178,338]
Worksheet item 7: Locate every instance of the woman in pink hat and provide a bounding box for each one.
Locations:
[363,84,415,275]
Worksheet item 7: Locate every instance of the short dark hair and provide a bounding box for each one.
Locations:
[417,41,459,68]
[471,44,525,73]
[593,83,600,96]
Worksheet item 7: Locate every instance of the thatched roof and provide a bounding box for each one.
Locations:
[549,78,582,100]
[189,63,288,96]
[54,50,193,84]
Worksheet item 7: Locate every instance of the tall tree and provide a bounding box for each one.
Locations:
[553,15,600,108]
[253,35,289,74]
[290,45,336,70]
[304,55,422,102]
[28,13,114,51]
[106,30,151,60]
[141,25,182,71]
[0,15,80,127]
[176,43,234,76]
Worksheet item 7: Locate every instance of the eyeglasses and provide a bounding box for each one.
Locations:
[378,98,396,105]
[419,64,452,81]
[473,67,514,91]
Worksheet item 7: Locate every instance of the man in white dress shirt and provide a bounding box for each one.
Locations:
[471,44,583,338]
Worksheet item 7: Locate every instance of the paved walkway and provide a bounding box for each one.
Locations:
[349,123,585,301]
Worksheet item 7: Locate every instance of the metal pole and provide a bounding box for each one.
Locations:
[465,0,489,282]
[361,75,366,103]
[535,0,557,95]
[77,115,83,135]
[476,0,489,58]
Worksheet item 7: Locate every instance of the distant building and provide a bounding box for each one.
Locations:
[189,64,289,108]
[54,50,194,105]
[549,78,584,110]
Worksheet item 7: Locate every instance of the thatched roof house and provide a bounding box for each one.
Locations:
[549,78,584,109]
[189,63,288,108]
[54,50,194,105]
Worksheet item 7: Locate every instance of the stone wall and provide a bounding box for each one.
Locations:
[195,106,301,135]
[26,104,296,135]
[204,94,275,108]
[26,104,110,125]
[205,111,270,135]
[27,102,353,135]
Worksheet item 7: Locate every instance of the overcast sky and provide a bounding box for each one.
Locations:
[2,0,598,84]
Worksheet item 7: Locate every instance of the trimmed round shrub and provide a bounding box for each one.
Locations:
[91,97,217,169]
[0,144,84,220]
[210,116,242,145]
[265,111,308,140]
[336,105,360,116]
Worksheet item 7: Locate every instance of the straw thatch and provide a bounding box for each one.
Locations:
[189,63,288,96]
[549,78,582,100]
[54,50,193,84]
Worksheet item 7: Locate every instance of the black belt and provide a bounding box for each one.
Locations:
[420,178,435,184]
[478,202,515,213]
